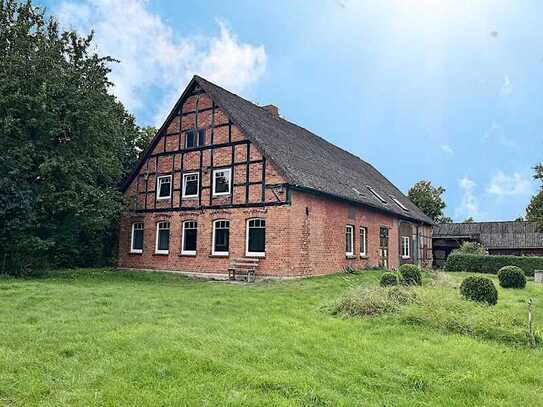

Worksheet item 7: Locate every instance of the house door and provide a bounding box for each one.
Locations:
[379,227,389,269]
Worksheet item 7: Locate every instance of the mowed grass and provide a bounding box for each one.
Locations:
[0,269,542,406]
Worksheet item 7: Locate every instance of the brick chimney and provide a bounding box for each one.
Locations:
[262,104,279,117]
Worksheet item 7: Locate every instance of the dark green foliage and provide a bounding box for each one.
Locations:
[0,0,147,275]
[460,276,498,305]
[445,253,543,277]
[399,264,422,286]
[497,266,526,289]
[407,180,448,222]
[526,164,543,231]
[380,272,399,287]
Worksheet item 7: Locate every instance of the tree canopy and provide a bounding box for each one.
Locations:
[407,180,449,223]
[0,0,152,274]
[526,164,543,230]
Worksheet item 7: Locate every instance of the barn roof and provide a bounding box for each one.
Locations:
[124,75,433,224]
[194,76,432,224]
[433,221,543,249]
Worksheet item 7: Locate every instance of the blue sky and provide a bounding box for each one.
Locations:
[40,0,543,221]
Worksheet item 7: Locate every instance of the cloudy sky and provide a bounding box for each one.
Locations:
[39,0,543,221]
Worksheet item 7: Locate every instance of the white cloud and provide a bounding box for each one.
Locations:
[501,75,513,96]
[487,171,533,197]
[55,0,266,125]
[455,176,480,220]
[440,144,454,155]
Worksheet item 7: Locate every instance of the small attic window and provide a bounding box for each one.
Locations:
[366,186,387,204]
[391,196,409,211]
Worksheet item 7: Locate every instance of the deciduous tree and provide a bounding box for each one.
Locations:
[408,180,448,222]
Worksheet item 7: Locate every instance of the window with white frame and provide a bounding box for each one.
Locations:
[246,219,266,256]
[346,225,354,256]
[401,236,410,258]
[212,168,231,196]
[155,221,170,254]
[182,172,199,198]
[156,175,172,200]
[360,226,367,257]
[212,220,230,255]
[130,223,144,253]
[181,220,197,255]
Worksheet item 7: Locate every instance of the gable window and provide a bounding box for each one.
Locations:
[130,223,144,253]
[246,219,266,257]
[212,219,230,255]
[182,172,199,198]
[181,220,197,255]
[185,129,206,148]
[360,226,367,257]
[346,225,354,256]
[401,236,410,259]
[156,175,172,200]
[155,221,170,254]
[213,168,232,196]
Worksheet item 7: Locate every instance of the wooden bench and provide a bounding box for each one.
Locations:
[228,258,260,282]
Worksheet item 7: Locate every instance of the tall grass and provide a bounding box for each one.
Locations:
[331,272,541,347]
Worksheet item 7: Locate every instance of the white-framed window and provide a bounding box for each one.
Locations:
[246,218,266,257]
[212,219,230,255]
[401,236,410,259]
[155,221,170,254]
[212,168,232,196]
[360,226,367,257]
[346,225,354,256]
[182,172,199,198]
[390,196,409,211]
[181,220,197,255]
[156,175,172,200]
[130,223,144,253]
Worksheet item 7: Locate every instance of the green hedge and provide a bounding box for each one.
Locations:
[444,253,543,277]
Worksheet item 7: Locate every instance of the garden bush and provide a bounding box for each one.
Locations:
[453,241,486,255]
[330,286,416,317]
[380,272,399,287]
[444,253,543,277]
[399,264,422,286]
[460,276,498,305]
[497,266,526,289]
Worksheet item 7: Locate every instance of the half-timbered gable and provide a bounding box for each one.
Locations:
[119,76,433,278]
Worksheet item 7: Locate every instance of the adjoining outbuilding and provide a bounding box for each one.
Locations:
[433,221,543,268]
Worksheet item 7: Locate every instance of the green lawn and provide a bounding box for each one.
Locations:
[0,269,542,406]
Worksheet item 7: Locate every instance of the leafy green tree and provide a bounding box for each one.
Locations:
[526,164,543,231]
[0,0,141,274]
[408,180,448,222]
[463,217,474,223]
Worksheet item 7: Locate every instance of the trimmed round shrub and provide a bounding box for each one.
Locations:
[460,276,498,305]
[399,264,422,286]
[380,272,399,287]
[497,266,526,289]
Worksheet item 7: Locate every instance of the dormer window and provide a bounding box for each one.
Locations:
[185,129,206,148]
[391,196,409,211]
[367,186,387,204]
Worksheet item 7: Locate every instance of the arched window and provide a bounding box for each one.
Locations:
[181,220,198,255]
[155,221,170,254]
[246,218,266,257]
[212,220,230,255]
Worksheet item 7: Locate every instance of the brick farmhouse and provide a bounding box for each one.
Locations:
[118,76,433,278]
